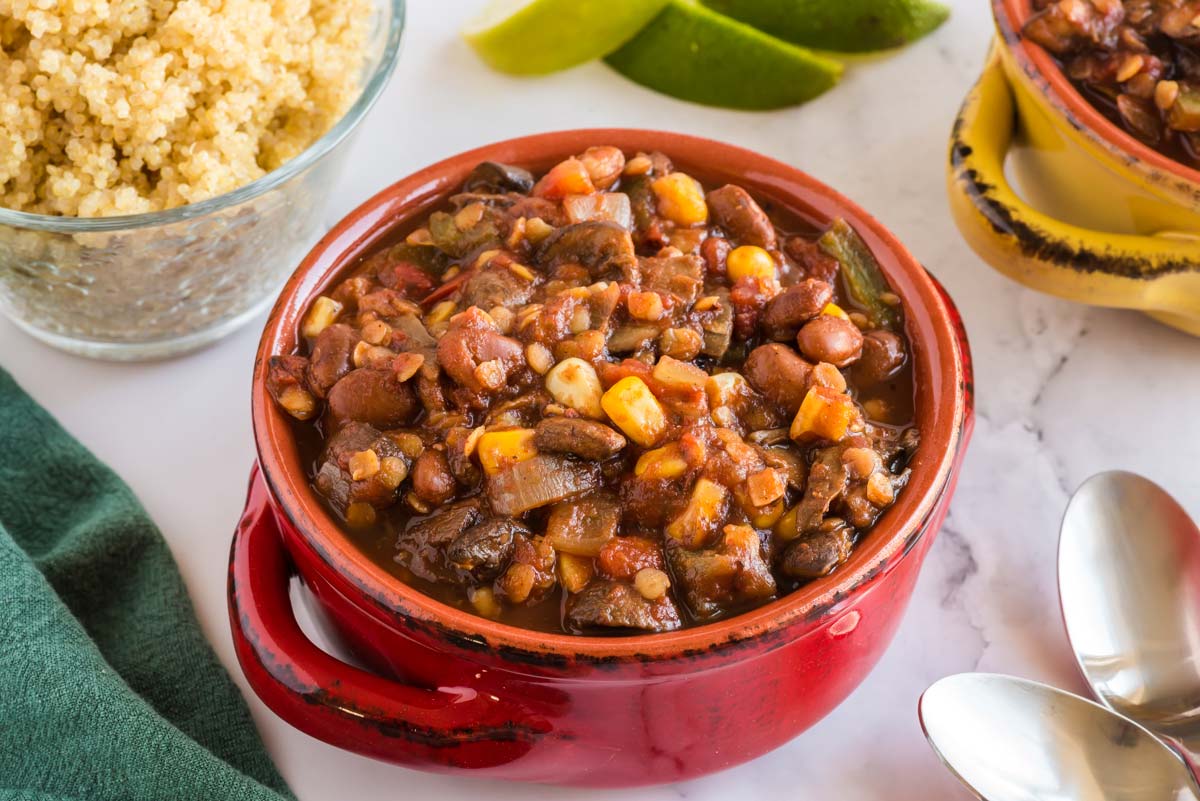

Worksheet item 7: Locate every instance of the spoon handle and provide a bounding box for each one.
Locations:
[1167,736,1200,796]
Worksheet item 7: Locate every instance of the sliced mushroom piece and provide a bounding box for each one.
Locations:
[462,161,535,194]
[534,417,627,460]
[536,221,638,282]
[447,518,527,581]
[780,522,854,580]
[565,580,682,633]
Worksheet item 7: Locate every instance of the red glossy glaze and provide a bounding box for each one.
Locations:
[229,129,974,786]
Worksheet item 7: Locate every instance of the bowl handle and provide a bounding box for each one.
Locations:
[228,467,549,770]
[946,43,1200,335]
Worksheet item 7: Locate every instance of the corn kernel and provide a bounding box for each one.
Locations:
[635,443,689,480]
[544,357,604,419]
[752,498,786,529]
[488,305,515,335]
[726,246,777,282]
[601,376,668,448]
[525,217,555,244]
[393,352,425,383]
[469,586,501,619]
[526,342,554,375]
[627,290,665,321]
[821,302,850,320]
[302,296,343,338]
[348,449,380,481]
[651,172,709,226]
[476,429,538,476]
[774,505,802,542]
[360,319,391,346]
[425,300,457,326]
[474,359,507,391]
[388,431,425,460]
[378,456,409,489]
[405,227,432,245]
[557,553,595,594]
[353,341,394,369]
[345,502,376,527]
[659,327,703,361]
[866,472,895,506]
[509,263,536,282]
[455,202,485,230]
[665,478,729,548]
[634,568,671,600]
[790,386,857,443]
[278,385,316,420]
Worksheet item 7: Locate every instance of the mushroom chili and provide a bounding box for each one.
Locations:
[267,146,919,635]
[1023,0,1200,166]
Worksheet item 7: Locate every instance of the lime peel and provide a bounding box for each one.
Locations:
[700,0,950,53]
[463,0,671,76]
[605,0,843,110]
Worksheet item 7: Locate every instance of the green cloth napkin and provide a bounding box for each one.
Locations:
[0,368,295,801]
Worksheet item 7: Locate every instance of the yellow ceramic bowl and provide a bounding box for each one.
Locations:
[948,0,1200,335]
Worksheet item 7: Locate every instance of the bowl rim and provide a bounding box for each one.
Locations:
[0,0,406,233]
[251,128,969,662]
[994,0,1200,188]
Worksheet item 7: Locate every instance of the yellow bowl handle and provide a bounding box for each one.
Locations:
[947,44,1200,331]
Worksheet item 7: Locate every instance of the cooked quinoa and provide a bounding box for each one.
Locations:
[0,0,370,217]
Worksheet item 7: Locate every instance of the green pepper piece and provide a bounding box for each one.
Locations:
[817,218,900,330]
[388,243,450,275]
[428,210,501,258]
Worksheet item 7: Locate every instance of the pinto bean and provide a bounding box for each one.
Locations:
[327,368,418,429]
[700,235,731,278]
[307,323,359,398]
[796,316,864,368]
[412,448,456,506]
[854,330,906,385]
[705,185,776,249]
[760,279,833,341]
[744,343,813,414]
[436,306,526,393]
[579,146,626,190]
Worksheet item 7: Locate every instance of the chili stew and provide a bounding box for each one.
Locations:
[267,146,919,635]
[1024,0,1200,167]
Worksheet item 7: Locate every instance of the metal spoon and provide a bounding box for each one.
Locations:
[1059,471,1200,759]
[920,673,1200,800]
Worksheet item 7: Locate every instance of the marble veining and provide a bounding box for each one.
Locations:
[2,1,1197,798]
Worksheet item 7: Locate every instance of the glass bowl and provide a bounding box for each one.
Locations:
[0,0,406,361]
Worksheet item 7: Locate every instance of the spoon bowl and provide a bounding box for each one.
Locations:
[920,673,1200,801]
[1059,471,1200,749]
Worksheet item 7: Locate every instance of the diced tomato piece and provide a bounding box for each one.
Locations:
[533,158,596,199]
[598,536,664,581]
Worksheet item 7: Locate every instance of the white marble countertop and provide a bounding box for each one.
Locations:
[5,1,1199,798]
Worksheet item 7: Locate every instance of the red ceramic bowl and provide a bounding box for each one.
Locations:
[230,129,974,787]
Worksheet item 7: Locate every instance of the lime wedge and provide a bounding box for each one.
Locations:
[463,0,670,75]
[700,0,950,53]
[604,0,842,110]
